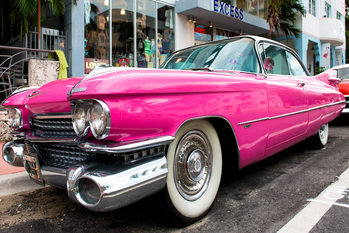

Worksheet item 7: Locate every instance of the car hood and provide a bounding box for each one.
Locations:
[2,88,38,107]
[26,77,83,113]
[69,68,257,99]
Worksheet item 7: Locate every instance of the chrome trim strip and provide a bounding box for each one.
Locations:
[26,136,76,143]
[34,114,72,119]
[78,136,174,153]
[238,100,345,126]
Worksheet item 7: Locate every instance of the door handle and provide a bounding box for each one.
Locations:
[297,82,306,88]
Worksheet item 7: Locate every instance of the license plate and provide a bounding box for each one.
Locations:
[24,154,44,185]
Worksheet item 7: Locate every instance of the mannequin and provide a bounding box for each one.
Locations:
[143,36,151,62]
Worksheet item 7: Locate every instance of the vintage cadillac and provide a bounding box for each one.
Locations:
[2,36,345,223]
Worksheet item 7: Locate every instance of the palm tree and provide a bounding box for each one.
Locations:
[12,0,65,36]
[267,0,306,38]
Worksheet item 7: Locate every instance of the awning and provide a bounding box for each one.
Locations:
[176,0,269,35]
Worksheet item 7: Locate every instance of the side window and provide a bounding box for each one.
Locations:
[285,51,307,76]
[338,68,349,80]
[260,43,290,75]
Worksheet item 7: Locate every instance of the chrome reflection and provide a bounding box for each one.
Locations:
[2,141,24,167]
[64,155,168,212]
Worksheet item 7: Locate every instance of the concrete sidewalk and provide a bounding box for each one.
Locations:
[0,142,44,197]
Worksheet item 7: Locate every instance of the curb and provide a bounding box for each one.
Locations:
[0,172,44,197]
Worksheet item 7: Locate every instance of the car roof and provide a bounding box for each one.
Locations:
[330,64,349,70]
[172,35,294,56]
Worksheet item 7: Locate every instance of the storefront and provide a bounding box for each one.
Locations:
[66,0,270,76]
[175,0,269,47]
[83,0,175,73]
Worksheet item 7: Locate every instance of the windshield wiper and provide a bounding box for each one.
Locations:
[183,67,215,72]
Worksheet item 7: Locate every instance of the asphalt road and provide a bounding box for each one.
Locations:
[1,116,349,233]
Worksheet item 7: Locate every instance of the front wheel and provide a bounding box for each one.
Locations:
[165,120,222,223]
[310,123,329,148]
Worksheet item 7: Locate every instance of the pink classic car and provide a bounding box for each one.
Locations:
[2,36,345,223]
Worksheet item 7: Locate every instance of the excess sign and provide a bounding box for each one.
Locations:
[213,0,244,20]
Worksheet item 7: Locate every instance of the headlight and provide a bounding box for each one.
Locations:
[88,100,110,139]
[7,108,22,129]
[72,104,89,136]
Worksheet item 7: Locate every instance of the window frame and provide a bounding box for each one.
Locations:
[258,41,310,77]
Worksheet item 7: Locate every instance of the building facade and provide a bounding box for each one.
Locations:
[64,0,345,77]
[277,0,346,75]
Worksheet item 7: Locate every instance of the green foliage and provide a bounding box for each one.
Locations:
[267,0,306,38]
[13,0,65,36]
[315,66,326,75]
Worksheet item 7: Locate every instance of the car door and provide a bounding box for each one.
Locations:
[259,42,308,156]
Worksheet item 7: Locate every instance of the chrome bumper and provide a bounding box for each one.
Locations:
[342,108,349,113]
[3,135,172,212]
[42,154,168,212]
[2,141,25,167]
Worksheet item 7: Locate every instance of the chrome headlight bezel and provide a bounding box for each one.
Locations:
[88,100,111,139]
[6,107,23,130]
[72,103,90,137]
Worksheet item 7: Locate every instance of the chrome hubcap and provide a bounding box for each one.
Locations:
[174,130,212,201]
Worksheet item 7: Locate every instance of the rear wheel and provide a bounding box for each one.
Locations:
[165,120,222,223]
[310,123,329,148]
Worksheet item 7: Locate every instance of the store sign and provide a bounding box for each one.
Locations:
[194,25,212,42]
[213,0,244,20]
[195,25,206,34]
[85,58,110,74]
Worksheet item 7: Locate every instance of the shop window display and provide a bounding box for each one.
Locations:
[84,0,174,72]
[136,0,156,68]
[112,0,134,67]
[84,0,110,73]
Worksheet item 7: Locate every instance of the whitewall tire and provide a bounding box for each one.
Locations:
[310,123,329,148]
[166,120,222,222]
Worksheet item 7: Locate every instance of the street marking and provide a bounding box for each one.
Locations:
[277,167,349,233]
[307,199,349,209]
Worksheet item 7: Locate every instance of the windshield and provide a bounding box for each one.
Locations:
[338,68,349,80]
[161,37,260,73]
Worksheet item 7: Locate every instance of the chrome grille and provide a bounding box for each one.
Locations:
[32,117,75,138]
[26,142,167,169]
[31,143,97,169]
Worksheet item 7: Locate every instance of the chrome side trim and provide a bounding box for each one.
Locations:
[79,136,174,153]
[238,100,345,126]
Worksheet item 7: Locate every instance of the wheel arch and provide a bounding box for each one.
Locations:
[174,116,241,175]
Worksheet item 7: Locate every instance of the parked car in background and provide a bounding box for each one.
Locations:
[328,64,349,113]
[2,36,345,224]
